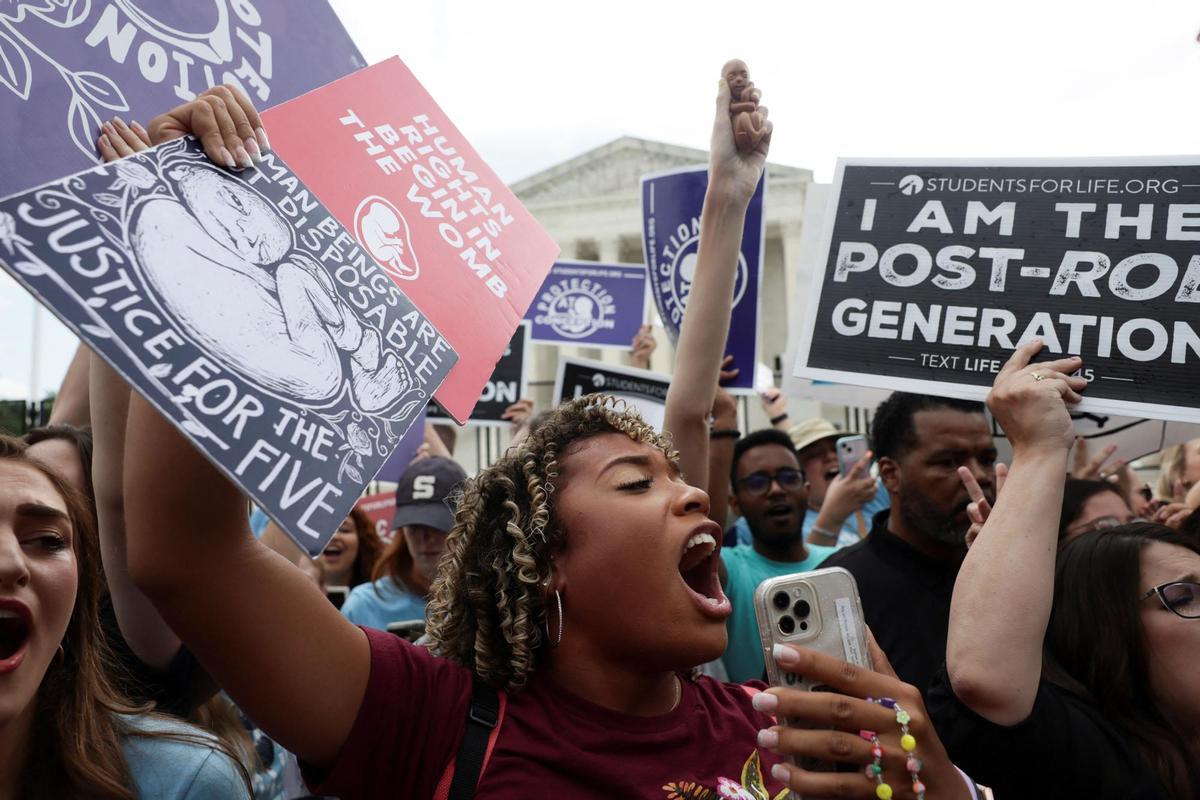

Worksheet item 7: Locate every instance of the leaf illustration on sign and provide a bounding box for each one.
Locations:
[1,0,91,28]
[79,322,111,339]
[0,27,31,99]
[72,69,129,112]
[66,94,102,164]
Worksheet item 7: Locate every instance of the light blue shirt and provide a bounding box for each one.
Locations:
[730,481,890,549]
[341,576,427,631]
[720,543,837,683]
[120,714,250,799]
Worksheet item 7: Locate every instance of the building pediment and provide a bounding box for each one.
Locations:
[512,136,810,206]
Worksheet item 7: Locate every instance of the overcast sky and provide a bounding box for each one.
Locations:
[2,0,1198,400]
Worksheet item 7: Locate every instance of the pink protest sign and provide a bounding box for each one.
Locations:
[357,490,397,545]
[261,57,559,423]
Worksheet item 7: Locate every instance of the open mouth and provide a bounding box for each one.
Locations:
[678,524,731,619]
[824,466,840,482]
[765,502,795,521]
[0,604,32,670]
[323,544,345,558]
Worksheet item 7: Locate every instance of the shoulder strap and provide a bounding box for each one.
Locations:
[434,680,506,800]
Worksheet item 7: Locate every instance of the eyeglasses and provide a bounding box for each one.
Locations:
[1140,581,1200,619]
[736,468,803,495]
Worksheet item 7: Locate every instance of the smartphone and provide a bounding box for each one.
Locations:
[387,619,427,643]
[836,435,868,477]
[324,585,349,610]
[753,568,871,771]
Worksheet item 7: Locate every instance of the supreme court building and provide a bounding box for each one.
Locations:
[446,136,844,473]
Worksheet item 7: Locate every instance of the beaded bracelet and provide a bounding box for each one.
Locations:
[857,729,891,799]
[867,697,925,800]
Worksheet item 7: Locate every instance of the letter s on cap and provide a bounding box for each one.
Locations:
[413,474,436,500]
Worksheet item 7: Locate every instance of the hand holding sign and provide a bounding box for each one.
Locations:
[148,84,267,169]
[630,323,656,369]
[97,117,151,160]
[987,341,1088,459]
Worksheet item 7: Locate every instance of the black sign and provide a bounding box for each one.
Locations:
[0,137,456,555]
[794,159,1200,424]
[426,321,528,427]
[554,356,670,431]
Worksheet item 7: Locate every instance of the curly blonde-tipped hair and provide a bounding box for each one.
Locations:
[425,394,678,692]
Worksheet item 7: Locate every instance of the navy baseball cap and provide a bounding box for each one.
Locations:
[392,456,467,533]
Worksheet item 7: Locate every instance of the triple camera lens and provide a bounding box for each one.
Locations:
[774,592,812,635]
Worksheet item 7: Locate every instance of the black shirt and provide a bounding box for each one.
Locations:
[817,509,962,697]
[927,665,1169,799]
[100,597,210,716]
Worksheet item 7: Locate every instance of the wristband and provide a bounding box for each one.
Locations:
[710,429,740,440]
[769,413,789,425]
[810,524,839,541]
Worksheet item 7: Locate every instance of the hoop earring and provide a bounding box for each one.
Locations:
[546,589,563,647]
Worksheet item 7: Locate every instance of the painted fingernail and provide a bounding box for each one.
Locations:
[255,126,271,152]
[219,146,237,170]
[131,120,145,132]
[112,116,127,128]
[772,643,799,666]
[770,763,790,783]
[99,133,110,149]
[235,144,254,169]
[244,136,263,162]
[757,729,778,748]
[752,691,778,713]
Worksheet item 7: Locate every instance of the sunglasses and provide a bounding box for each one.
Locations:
[1140,581,1200,619]
[736,468,804,495]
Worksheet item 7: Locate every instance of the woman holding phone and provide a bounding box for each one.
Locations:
[123,76,976,799]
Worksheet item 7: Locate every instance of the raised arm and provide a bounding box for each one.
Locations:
[663,66,770,487]
[946,341,1086,725]
[124,87,369,767]
[88,118,187,671]
[91,353,185,669]
[47,342,91,426]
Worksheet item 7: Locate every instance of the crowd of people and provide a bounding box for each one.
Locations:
[2,66,1199,800]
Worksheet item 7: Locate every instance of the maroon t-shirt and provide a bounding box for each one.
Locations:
[303,628,788,799]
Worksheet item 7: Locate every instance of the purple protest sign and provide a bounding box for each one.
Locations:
[374,406,426,484]
[0,0,364,193]
[525,260,647,349]
[641,166,764,393]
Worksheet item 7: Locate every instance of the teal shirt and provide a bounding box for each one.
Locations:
[720,543,837,683]
[120,714,249,799]
[341,576,427,631]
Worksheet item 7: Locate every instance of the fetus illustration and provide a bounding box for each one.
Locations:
[130,162,411,414]
[355,195,420,282]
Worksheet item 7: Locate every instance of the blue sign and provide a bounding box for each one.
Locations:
[641,166,764,393]
[0,0,364,193]
[0,137,455,555]
[525,260,647,349]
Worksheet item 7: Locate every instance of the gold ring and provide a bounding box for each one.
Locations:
[1032,372,1046,382]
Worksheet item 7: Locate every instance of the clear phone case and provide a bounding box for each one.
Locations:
[752,567,871,780]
